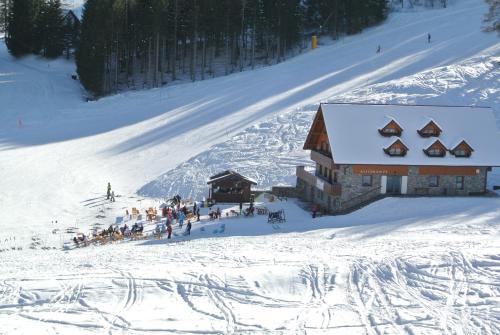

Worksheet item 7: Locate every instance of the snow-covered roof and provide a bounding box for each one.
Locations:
[320,103,500,166]
[207,170,257,185]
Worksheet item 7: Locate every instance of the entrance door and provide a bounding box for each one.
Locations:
[386,175,402,194]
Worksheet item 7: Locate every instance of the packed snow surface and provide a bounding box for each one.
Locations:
[0,0,499,333]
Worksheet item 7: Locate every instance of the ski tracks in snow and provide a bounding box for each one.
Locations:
[340,251,500,335]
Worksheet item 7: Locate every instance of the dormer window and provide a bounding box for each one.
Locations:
[378,119,403,137]
[450,140,473,158]
[423,139,446,157]
[418,120,442,138]
[384,139,408,157]
[389,147,402,155]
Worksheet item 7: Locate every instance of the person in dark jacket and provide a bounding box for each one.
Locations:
[167,223,172,239]
[107,182,111,199]
[186,220,192,235]
[427,33,431,43]
[196,208,200,221]
[239,202,243,215]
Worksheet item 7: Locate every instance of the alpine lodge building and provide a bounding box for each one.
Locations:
[296,103,500,214]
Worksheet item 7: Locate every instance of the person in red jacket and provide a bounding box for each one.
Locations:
[312,204,318,219]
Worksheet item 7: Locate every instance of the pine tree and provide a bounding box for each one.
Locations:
[6,0,35,57]
[0,0,11,33]
[42,0,64,58]
[484,0,499,32]
[76,0,113,96]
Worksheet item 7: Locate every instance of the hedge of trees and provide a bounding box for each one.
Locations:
[5,0,70,58]
[76,0,388,96]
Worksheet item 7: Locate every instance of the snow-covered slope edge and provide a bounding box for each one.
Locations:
[140,45,500,199]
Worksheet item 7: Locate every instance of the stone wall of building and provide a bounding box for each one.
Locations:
[336,165,382,202]
[407,166,488,196]
[296,165,489,214]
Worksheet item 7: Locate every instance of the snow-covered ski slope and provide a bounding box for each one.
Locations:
[0,0,500,333]
[1,0,499,234]
[1,197,500,334]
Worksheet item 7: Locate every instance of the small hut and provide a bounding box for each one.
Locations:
[207,170,257,203]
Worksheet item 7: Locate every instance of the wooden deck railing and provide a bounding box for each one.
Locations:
[296,166,341,196]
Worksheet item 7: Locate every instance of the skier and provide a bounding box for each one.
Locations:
[111,191,115,202]
[178,211,185,228]
[167,223,173,239]
[427,33,431,43]
[186,220,192,236]
[107,182,111,199]
[376,45,381,53]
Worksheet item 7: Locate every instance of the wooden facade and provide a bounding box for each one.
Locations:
[418,120,442,137]
[450,140,474,157]
[352,165,409,175]
[384,139,409,157]
[207,170,256,203]
[379,119,403,137]
[424,139,447,157]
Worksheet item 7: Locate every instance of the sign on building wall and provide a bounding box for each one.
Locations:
[353,165,409,175]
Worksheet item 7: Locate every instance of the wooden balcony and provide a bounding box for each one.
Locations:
[296,166,341,196]
[310,150,335,170]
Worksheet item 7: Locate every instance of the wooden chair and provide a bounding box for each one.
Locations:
[131,232,145,240]
[132,207,139,217]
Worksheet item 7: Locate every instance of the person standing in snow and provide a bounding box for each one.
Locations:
[239,202,243,215]
[376,45,381,53]
[186,220,192,236]
[312,204,318,219]
[107,182,111,199]
[178,211,185,228]
[111,191,115,202]
[167,223,173,239]
[427,33,431,43]
[196,207,200,222]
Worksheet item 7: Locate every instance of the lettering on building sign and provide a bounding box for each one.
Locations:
[353,165,408,175]
[358,170,388,174]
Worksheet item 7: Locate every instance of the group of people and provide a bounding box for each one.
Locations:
[72,233,88,246]
[208,207,222,220]
[93,222,144,239]
[158,202,198,238]
[376,33,432,54]
[155,219,192,239]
